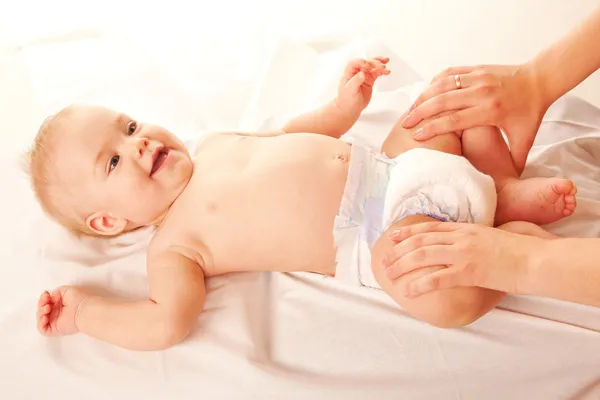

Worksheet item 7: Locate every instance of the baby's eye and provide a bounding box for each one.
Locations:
[127,121,137,135]
[109,155,120,172]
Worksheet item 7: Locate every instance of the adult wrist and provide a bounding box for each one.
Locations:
[518,238,555,296]
[521,60,556,115]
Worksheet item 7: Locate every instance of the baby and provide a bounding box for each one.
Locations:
[32,57,576,350]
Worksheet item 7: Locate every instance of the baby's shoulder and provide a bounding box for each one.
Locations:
[186,131,232,157]
[147,231,206,272]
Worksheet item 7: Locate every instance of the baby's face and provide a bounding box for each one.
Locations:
[54,105,193,235]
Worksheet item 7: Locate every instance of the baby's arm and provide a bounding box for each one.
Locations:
[39,251,206,351]
[282,100,360,138]
[283,57,390,138]
[234,104,359,138]
[79,251,205,350]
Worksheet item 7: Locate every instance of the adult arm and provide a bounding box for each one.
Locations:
[382,221,600,307]
[401,7,600,171]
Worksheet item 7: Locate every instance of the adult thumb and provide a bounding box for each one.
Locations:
[508,126,537,175]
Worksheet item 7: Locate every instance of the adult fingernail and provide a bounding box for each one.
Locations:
[389,230,401,239]
[413,128,423,138]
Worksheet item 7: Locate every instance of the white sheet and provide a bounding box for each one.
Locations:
[1,35,599,400]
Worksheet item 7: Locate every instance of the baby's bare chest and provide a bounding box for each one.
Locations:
[164,134,351,276]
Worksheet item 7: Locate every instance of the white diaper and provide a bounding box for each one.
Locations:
[333,144,497,289]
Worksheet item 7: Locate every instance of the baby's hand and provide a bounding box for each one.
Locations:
[336,57,390,115]
[37,286,89,336]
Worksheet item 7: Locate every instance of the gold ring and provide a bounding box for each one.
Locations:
[454,74,462,89]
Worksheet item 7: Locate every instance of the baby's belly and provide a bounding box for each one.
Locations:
[200,134,351,276]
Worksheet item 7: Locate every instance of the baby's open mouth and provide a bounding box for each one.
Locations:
[151,147,169,176]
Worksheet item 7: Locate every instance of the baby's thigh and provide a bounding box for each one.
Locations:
[382,113,462,158]
[371,215,505,328]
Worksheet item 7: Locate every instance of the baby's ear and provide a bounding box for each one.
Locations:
[86,213,127,236]
[20,150,32,176]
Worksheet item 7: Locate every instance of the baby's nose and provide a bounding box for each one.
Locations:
[132,137,149,157]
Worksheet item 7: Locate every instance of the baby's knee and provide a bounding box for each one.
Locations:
[375,265,502,328]
[383,118,461,158]
[370,226,503,328]
[410,287,502,328]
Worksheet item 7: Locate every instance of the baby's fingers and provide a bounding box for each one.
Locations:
[50,288,63,305]
[366,68,390,84]
[37,291,50,307]
[37,314,50,335]
[346,71,366,92]
[374,56,389,64]
[36,301,52,322]
[371,68,391,78]
[347,59,369,73]
[366,59,385,71]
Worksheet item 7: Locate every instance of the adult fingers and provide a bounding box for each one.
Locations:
[403,85,481,129]
[389,221,467,242]
[413,107,488,141]
[384,232,457,266]
[385,245,457,280]
[430,66,477,83]
[408,72,480,115]
[405,268,466,297]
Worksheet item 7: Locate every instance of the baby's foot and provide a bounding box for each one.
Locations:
[495,178,577,226]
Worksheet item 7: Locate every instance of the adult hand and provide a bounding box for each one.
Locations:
[401,64,547,172]
[382,221,551,297]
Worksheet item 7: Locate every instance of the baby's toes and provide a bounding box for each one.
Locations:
[570,184,578,196]
[563,195,577,216]
[552,179,575,196]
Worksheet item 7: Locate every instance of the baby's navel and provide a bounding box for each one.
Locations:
[335,153,349,162]
[206,202,218,213]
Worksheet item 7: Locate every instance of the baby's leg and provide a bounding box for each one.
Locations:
[376,122,504,328]
[382,115,462,158]
[461,126,576,225]
[372,216,505,328]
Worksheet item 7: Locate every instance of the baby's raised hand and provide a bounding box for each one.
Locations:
[337,57,390,115]
[37,286,88,336]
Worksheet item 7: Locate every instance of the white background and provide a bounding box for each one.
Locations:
[1,0,599,154]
